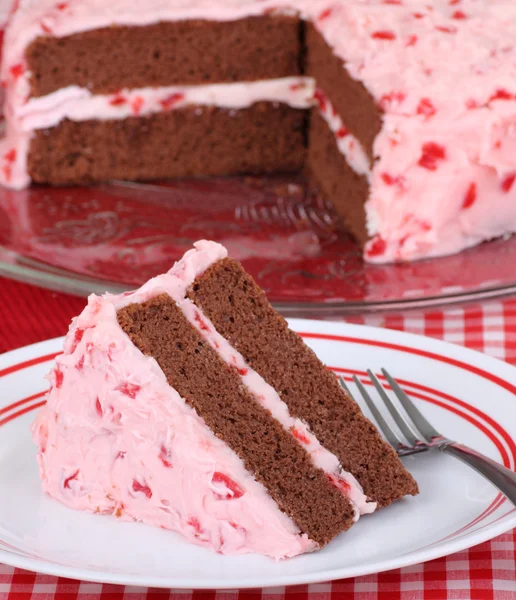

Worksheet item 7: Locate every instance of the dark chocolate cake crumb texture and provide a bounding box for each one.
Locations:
[117,294,357,547]
[28,104,306,186]
[307,109,370,246]
[188,259,419,507]
[305,23,382,162]
[27,17,302,97]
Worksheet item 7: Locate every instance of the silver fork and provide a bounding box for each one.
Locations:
[339,369,516,505]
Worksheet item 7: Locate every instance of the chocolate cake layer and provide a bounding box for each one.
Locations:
[305,23,382,161]
[117,294,356,546]
[307,109,370,246]
[27,16,302,98]
[188,259,419,508]
[28,103,307,186]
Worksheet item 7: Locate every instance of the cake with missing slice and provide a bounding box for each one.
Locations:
[3,1,516,263]
[32,240,418,559]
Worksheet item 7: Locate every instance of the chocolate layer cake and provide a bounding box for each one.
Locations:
[3,1,516,264]
[33,240,418,559]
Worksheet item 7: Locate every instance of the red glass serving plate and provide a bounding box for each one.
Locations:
[1,174,516,316]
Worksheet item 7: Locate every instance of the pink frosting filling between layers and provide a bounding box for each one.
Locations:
[0,77,315,189]
[314,89,371,181]
[15,78,316,132]
[33,240,376,558]
[5,1,516,263]
[178,303,376,518]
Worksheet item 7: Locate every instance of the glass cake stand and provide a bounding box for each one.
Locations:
[1,174,516,318]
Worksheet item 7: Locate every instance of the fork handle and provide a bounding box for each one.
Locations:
[439,441,516,506]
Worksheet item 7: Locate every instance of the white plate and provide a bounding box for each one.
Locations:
[1,320,516,589]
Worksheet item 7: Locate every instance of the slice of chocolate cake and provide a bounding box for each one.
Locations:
[32,240,418,559]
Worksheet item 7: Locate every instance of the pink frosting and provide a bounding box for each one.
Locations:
[15,78,315,132]
[309,1,516,262]
[33,240,378,558]
[4,1,516,263]
[32,240,317,559]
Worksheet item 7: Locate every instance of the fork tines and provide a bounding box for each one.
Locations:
[339,370,442,456]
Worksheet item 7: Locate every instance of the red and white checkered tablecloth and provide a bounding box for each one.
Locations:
[1,277,515,600]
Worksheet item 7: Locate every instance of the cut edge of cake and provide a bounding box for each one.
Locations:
[3,1,516,264]
[32,239,418,560]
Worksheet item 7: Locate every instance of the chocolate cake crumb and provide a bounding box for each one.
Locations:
[28,104,306,186]
[306,23,383,162]
[117,294,356,547]
[27,16,302,97]
[307,109,370,246]
[188,259,419,508]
